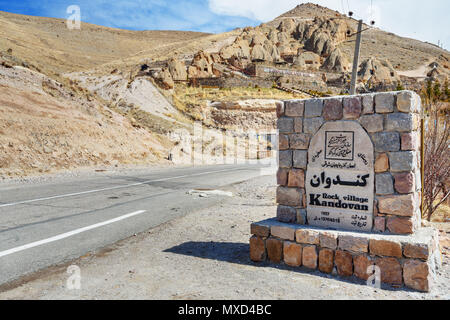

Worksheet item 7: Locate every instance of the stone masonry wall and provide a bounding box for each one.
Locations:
[276,91,423,235]
[250,219,441,292]
[192,77,273,89]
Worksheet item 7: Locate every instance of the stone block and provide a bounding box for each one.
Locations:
[277,168,289,186]
[271,225,296,241]
[388,151,416,172]
[288,169,305,188]
[276,187,303,207]
[375,92,395,113]
[335,250,353,277]
[338,235,368,253]
[362,94,374,114]
[354,255,374,280]
[285,100,304,117]
[343,97,362,119]
[322,98,343,121]
[320,232,338,250]
[401,132,419,151]
[386,113,414,132]
[378,194,415,217]
[296,209,307,225]
[403,259,431,292]
[375,153,390,173]
[369,239,403,258]
[319,249,334,274]
[374,199,379,216]
[376,257,403,285]
[386,216,414,234]
[412,114,421,131]
[278,117,294,133]
[303,117,324,134]
[251,223,270,238]
[284,242,303,267]
[250,236,266,262]
[293,150,308,169]
[415,170,422,192]
[276,101,285,118]
[397,91,417,113]
[302,245,318,269]
[279,134,289,150]
[294,117,303,133]
[376,173,394,195]
[276,206,297,224]
[266,238,283,263]
[372,132,400,152]
[289,133,310,150]
[393,172,415,194]
[403,243,429,260]
[359,114,384,133]
[374,217,386,233]
[304,99,323,118]
[296,229,320,245]
[279,150,292,168]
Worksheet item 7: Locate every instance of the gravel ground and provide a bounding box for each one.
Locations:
[0,175,448,300]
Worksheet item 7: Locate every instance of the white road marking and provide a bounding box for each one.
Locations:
[188,189,233,197]
[0,210,147,258]
[0,168,247,208]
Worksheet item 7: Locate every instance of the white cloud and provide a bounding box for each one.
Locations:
[208,0,299,21]
[208,0,450,49]
[208,0,379,22]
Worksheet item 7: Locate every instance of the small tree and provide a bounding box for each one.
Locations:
[422,101,450,221]
[396,81,405,91]
[444,80,450,101]
[433,80,441,100]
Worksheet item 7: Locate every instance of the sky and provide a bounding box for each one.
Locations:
[0,0,448,50]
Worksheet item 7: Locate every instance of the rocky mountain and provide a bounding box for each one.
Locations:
[156,3,448,91]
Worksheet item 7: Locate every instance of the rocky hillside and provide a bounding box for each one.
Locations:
[0,11,271,178]
[154,15,356,85]
[0,63,170,178]
[155,3,448,92]
[0,10,210,75]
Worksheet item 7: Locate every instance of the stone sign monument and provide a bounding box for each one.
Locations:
[249,91,442,292]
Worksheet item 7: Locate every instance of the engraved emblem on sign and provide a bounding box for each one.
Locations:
[325,131,354,161]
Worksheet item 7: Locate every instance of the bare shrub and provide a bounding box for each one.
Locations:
[423,101,450,221]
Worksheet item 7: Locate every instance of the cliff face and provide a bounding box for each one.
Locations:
[163,15,355,81]
[159,2,448,87]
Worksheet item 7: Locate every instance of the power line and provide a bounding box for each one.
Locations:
[370,0,373,21]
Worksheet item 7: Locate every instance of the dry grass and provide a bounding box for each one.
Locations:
[109,103,185,137]
[431,199,450,223]
[170,84,305,124]
[173,84,303,106]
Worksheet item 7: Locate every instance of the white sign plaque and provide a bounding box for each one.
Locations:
[305,121,374,232]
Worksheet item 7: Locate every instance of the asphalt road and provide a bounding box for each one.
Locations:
[0,163,272,287]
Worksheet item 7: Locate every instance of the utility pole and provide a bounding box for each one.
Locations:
[350,19,363,95]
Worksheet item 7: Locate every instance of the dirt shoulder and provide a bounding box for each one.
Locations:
[0,175,448,300]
